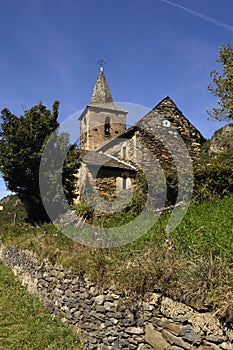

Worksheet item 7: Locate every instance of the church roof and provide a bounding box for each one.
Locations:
[90,70,113,105]
[79,69,127,120]
[83,151,137,171]
[88,102,127,113]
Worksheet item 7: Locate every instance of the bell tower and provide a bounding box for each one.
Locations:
[79,63,127,150]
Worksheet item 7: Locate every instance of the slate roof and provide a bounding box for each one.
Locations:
[90,70,113,105]
[82,151,136,171]
[88,102,127,113]
[78,70,127,120]
[98,96,205,152]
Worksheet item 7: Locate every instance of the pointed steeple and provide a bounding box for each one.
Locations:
[90,68,113,105]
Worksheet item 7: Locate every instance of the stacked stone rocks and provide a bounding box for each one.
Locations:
[0,244,233,350]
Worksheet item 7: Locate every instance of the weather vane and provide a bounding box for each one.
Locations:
[98,59,105,72]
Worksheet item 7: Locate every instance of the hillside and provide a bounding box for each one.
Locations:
[0,123,232,323]
[208,123,233,156]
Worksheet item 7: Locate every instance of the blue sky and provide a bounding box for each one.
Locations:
[0,0,232,199]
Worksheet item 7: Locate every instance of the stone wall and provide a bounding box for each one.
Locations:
[80,107,126,151]
[1,244,233,350]
[101,97,205,168]
[151,97,205,164]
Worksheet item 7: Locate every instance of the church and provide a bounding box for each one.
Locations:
[76,64,205,203]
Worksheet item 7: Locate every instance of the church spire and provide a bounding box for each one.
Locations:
[90,62,113,105]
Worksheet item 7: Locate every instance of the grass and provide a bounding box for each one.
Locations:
[0,261,83,350]
[1,195,233,322]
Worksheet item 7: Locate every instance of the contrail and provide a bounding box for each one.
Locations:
[159,0,233,33]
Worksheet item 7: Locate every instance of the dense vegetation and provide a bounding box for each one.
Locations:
[0,102,80,222]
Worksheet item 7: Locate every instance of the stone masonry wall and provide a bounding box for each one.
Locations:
[1,244,233,350]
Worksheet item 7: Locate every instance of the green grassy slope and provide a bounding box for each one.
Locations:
[1,195,233,321]
[0,261,83,350]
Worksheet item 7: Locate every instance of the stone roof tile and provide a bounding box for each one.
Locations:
[90,70,113,105]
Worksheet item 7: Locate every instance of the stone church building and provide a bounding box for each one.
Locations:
[76,66,205,203]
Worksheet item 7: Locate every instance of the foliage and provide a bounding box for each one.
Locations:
[72,200,94,220]
[63,146,81,204]
[193,149,233,203]
[40,131,81,220]
[200,139,211,162]
[164,169,178,205]
[207,43,233,121]
[0,195,26,224]
[0,102,59,222]
[0,102,80,223]
[0,261,83,350]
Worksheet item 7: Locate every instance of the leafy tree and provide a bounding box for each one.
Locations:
[207,43,233,121]
[40,131,81,220]
[0,102,80,222]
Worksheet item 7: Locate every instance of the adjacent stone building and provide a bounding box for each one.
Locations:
[76,66,205,202]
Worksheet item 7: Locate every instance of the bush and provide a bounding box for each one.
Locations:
[193,156,233,203]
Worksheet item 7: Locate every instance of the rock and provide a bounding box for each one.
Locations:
[149,293,161,305]
[65,288,72,297]
[105,295,114,302]
[206,334,227,343]
[145,324,169,350]
[95,295,105,305]
[142,302,154,311]
[137,345,146,350]
[162,330,191,349]
[125,327,144,335]
[90,311,105,321]
[162,320,182,336]
[208,124,233,156]
[73,311,81,319]
[104,320,113,327]
[111,340,122,349]
[107,336,117,343]
[89,336,97,344]
[96,305,105,313]
[104,301,114,311]
[180,325,202,344]
[197,346,219,350]
[110,318,119,325]
[220,342,233,350]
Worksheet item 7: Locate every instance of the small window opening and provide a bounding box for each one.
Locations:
[105,116,111,135]
[122,146,127,159]
[122,175,127,190]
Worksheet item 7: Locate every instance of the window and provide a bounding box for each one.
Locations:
[104,116,110,135]
[122,175,127,190]
[163,119,171,128]
[122,146,127,159]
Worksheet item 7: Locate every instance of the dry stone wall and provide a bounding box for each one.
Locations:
[1,243,233,350]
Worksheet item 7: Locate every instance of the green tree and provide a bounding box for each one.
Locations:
[0,102,79,222]
[207,43,233,121]
[40,131,81,220]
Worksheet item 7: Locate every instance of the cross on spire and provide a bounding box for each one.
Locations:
[90,61,113,105]
[98,59,105,72]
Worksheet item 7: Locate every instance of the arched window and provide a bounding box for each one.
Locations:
[104,116,110,136]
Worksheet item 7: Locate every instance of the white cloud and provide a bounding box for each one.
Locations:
[159,0,233,33]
